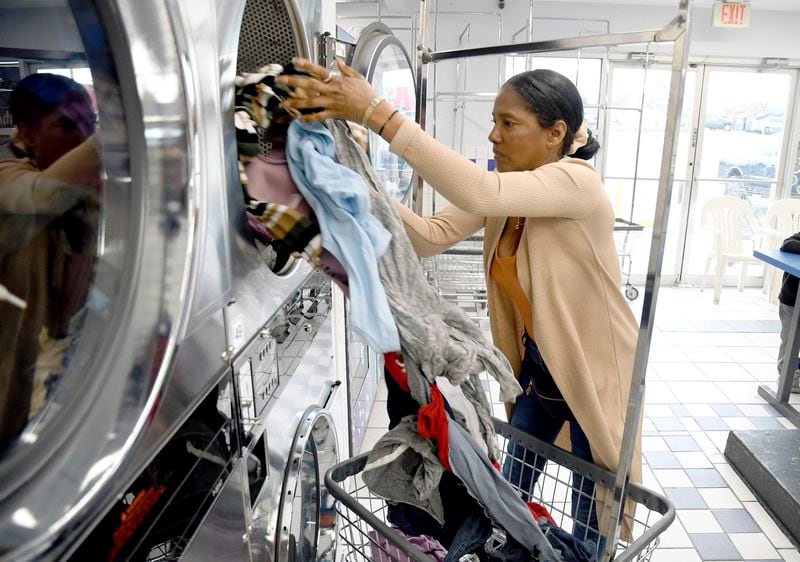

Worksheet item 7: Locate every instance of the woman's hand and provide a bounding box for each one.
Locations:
[278,58,378,124]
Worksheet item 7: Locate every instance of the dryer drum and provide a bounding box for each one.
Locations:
[235,0,315,265]
[237,0,309,74]
[237,0,311,159]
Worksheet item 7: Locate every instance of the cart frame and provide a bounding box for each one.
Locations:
[614,218,646,301]
[409,1,691,559]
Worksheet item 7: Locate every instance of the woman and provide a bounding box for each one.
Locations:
[0,73,101,447]
[0,73,101,214]
[279,59,640,548]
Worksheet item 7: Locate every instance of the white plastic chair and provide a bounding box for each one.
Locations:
[700,196,763,304]
[761,198,800,303]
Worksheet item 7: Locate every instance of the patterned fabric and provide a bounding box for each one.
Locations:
[234,63,348,291]
[235,63,290,159]
[246,200,322,266]
[234,62,314,160]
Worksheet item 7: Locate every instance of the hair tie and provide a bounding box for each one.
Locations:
[568,120,589,156]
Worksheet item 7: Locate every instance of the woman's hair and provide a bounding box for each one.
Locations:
[505,69,600,160]
[10,73,96,138]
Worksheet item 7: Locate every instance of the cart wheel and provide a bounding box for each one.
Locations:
[625,286,639,301]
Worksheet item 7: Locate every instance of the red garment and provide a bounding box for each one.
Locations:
[384,352,410,392]
[527,501,557,526]
[417,385,451,471]
[383,352,451,471]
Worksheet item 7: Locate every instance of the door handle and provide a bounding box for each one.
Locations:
[321,380,342,409]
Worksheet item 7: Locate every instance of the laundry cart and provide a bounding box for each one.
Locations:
[326,418,674,562]
[325,0,691,550]
[423,235,487,318]
[614,218,646,301]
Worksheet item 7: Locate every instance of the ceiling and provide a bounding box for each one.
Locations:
[548,0,800,9]
[341,0,800,13]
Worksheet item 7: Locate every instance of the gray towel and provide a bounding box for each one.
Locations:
[362,415,446,524]
[327,120,519,461]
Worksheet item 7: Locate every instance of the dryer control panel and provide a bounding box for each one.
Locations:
[252,332,279,415]
[233,328,278,434]
[232,272,331,436]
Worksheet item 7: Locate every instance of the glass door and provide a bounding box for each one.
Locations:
[0,0,195,557]
[604,62,799,287]
[277,406,339,562]
[603,62,696,284]
[681,67,796,284]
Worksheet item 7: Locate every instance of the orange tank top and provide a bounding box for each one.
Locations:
[489,247,534,339]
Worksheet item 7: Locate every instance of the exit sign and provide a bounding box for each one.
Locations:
[712,2,751,28]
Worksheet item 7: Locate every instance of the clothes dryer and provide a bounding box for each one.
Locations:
[0,0,339,558]
[349,22,417,204]
[0,0,206,558]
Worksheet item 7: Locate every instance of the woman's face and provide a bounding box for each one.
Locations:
[488,85,564,172]
[18,108,90,170]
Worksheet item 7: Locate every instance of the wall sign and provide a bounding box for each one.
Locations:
[712,2,751,28]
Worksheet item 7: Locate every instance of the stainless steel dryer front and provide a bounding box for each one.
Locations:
[0,0,344,559]
[0,0,201,558]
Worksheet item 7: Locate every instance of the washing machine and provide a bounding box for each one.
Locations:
[0,0,215,558]
[0,0,348,559]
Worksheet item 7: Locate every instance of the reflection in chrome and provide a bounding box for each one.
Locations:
[0,69,101,448]
[11,509,37,530]
[80,452,122,491]
[0,0,194,558]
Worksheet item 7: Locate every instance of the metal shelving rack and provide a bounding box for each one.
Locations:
[408,1,692,560]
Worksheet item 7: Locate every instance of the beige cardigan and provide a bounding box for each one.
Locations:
[390,119,642,535]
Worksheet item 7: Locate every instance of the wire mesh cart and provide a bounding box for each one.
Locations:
[423,235,486,317]
[614,219,646,301]
[326,418,674,562]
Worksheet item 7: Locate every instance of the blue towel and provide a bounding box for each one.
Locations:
[286,119,400,352]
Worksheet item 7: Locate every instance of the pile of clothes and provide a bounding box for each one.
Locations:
[235,64,601,562]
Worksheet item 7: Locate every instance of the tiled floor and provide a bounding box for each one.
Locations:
[360,286,800,560]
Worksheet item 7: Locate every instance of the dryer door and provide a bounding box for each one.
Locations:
[350,22,417,203]
[276,406,339,562]
[0,0,194,558]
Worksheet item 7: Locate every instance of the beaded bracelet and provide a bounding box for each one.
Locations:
[361,96,385,127]
[378,109,400,136]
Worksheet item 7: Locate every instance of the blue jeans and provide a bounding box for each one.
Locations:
[502,335,604,553]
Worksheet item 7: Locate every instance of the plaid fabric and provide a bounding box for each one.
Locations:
[235,63,322,265]
[246,200,322,266]
[234,62,313,157]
